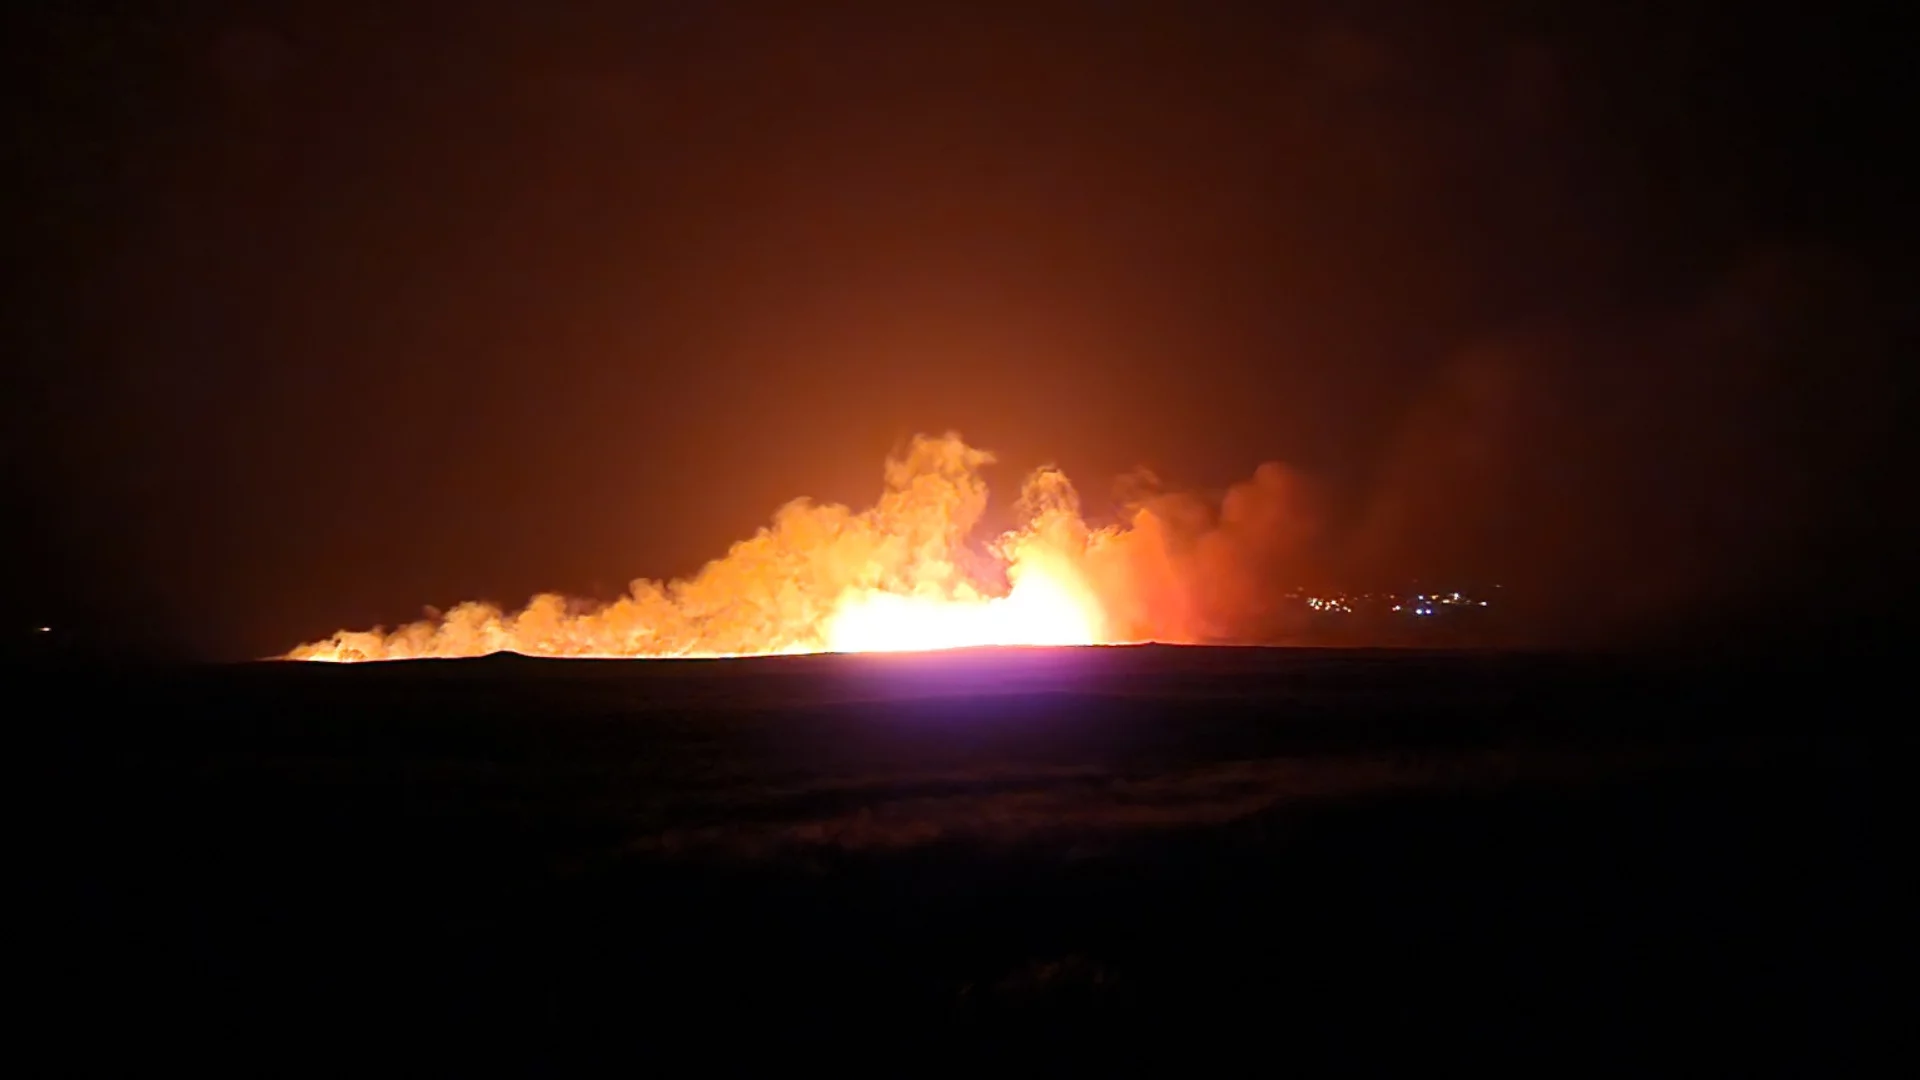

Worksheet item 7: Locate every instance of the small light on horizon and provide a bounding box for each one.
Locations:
[35,626,51,633]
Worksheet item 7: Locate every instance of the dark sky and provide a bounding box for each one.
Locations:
[6,2,1914,659]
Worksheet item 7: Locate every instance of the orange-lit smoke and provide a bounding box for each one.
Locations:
[286,433,1323,661]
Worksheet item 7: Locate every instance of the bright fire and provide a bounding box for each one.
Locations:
[285,432,1320,662]
[290,434,1119,661]
[823,560,1106,654]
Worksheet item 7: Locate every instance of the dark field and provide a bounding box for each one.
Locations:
[25,646,1898,1069]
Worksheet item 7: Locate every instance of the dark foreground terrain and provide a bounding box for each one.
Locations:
[24,646,1898,1069]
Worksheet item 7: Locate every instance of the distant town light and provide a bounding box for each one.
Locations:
[35,626,51,633]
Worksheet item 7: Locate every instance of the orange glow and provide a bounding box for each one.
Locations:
[823,563,1107,654]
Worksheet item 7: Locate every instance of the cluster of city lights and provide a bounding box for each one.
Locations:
[1291,588,1495,617]
[1389,591,1491,617]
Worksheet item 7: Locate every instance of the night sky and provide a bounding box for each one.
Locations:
[7,3,1913,660]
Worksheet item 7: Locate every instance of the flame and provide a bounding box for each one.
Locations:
[289,434,1121,661]
[824,560,1106,654]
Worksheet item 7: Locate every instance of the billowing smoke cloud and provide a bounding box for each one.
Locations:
[1078,463,1327,645]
